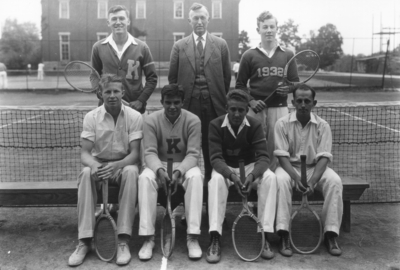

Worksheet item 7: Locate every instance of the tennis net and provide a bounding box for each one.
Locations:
[0,103,399,203]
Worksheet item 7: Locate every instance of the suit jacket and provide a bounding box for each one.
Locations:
[168,33,231,116]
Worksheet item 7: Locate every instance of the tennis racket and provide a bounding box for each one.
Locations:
[232,160,265,261]
[93,179,118,261]
[289,155,323,254]
[258,49,320,109]
[64,61,129,105]
[161,158,176,259]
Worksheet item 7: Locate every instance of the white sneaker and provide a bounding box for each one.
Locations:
[68,241,90,266]
[187,235,202,259]
[116,243,131,265]
[139,236,155,260]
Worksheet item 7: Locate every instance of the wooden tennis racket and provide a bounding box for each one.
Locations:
[64,61,129,105]
[232,160,265,261]
[289,155,323,254]
[161,158,176,259]
[256,49,320,112]
[93,179,118,261]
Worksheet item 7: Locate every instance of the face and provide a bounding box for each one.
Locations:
[100,82,125,108]
[161,95,183,121]
[107,10,130,35]
[257,18,277,42]
[226,99,248,128]
[291,89,317,117]
[188,7,210,36]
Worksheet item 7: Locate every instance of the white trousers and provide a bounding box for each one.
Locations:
[138,163,204,235]
[247,107,289,171]
[0,71,7,89]
[37,70,44,80]
[77,165,139,239]
[208,163,277,235]
[275,166,343,235]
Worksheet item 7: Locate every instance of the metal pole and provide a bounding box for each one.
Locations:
[381,39,390,89]
[349,38,355,87]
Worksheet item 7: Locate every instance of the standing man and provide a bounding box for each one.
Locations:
[0,62,7,89]
[138,84,204,260]
[232,60,240,79]
[168,2,231,181]
[236,11,299,170]
[37,62,44,80]
[91,5,157,114]
[274,84,343,257]
[206,90,277,263]
[68,74,143,266]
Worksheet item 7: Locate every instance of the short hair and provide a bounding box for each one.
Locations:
[98,74,124,92]
[161,84,185,101]
[226,89,249,104]
[189,2,209,17]
[293,84,316,100]
[108,5,129,18]
[257,11,278,27]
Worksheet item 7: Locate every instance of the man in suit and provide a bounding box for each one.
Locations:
[168,2,231,182]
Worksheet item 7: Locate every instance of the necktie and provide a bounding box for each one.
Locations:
[197,37,204,55]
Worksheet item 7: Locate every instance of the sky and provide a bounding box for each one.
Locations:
[0,0,399,55]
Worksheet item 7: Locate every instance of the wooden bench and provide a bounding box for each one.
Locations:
[0,177,368,232]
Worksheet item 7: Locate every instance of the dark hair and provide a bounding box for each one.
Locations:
[226,89,249,104]
[257,11,278,27]
[161,84,185,101]
[99,73,124,92]
[292,84,316,99]
[108,5,129,18]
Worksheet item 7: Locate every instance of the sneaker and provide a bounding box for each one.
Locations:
[261,239,275,260]
[325,233,342,256]
[68,240,90,266]
[116,243,131,265]
[206,232,221,263]
[139,236,155,260]
[187,235,202,259]
[279,231,293,257]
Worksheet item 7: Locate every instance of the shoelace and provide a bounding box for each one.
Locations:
[75,242,87,254]
[282,236,291,249]
[210,235,220,254]
[119,243,127,251]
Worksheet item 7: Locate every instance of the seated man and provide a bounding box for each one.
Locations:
[138,84,204,260]
[68,74,143,266]
[274,84,343,257]
[207,89,277,263]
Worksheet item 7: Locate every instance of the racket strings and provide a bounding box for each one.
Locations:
[290,209,321,252]
[95,218,117,260]
[161,214,173,257]
[233,216,263,260]
[64,62,96,91]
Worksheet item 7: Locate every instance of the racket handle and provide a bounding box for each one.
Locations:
[167,158,173,181]
[300,155,307,187]
[238,159,245,184]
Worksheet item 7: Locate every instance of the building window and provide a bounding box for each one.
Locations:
[59,0,70,19]
[212,1,222,19]
[211,32,223,38]
[174,1,184,19]
[173,33,185,42]
[136,1,146,19]
[97,32,108,41]
[97,0,108,19]
[59,33,70,61]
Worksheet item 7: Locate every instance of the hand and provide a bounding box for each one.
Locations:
[242,173,254,195]
[171,170,182,196]
[97,162,118,181]
[231,173,245,198]
[303,180,316,196]
[90,163,104,182]
[157,168,171,196]
[130,100,143,112]
[294,176,307,193]
[276,85,291,97]
[249,100,266,113]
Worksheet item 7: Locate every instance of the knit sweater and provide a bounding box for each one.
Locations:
[144,109,201,176]
[236,46,299,107]
[209,114,270,180]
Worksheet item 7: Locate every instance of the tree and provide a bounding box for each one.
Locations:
[299,23,343,69]
[278,19,301,50]
[0,19,41,69]
[238,30,251,59]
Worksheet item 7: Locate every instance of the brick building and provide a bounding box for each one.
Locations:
[41,0,240,69]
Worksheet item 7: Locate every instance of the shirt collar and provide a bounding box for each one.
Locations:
[251,43,285,51]
[99,103,126,122]
[289,111,317,124]
[221,114,250,138]
[102,33,137,46]
[163,110,182,125]
[193,31,207,42]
